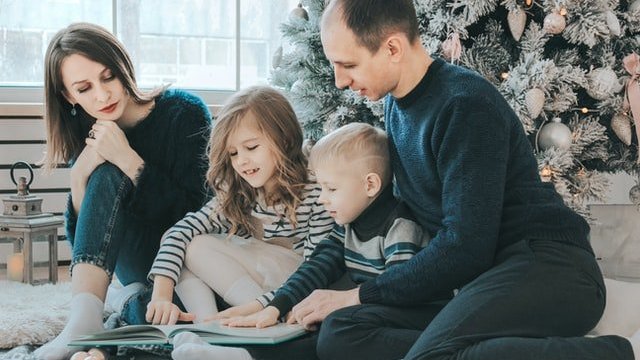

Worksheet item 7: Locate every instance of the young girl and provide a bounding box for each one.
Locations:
[144,85,334,326]
[35,23,211,360]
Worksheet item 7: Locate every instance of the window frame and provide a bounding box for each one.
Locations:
[0,0,254,105]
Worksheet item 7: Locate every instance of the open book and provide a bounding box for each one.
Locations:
[69,321,308,347]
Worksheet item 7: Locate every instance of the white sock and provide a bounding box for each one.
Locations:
[104,281,145,314]
[171,331,252,360]
[34,293,104,360]
[175,277,218,323]
[223,275,263,306]
[626,329,640,359]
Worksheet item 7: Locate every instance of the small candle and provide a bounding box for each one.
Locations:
[7,252,24,282]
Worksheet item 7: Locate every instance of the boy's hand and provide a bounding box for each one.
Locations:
[288,288,360,329]
[220,306,280,329]
[207,300,263,322]
[146,299,194,325]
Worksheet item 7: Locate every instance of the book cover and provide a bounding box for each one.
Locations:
[69,321,308,347]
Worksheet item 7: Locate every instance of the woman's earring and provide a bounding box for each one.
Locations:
[70,104,77,116]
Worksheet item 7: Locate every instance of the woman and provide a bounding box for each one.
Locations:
[35,22,211,360]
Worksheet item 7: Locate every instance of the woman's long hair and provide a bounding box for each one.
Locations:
[42,22,158,171]
[207,86,308,237]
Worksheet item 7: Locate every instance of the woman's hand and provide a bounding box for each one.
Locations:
[86,120,144,182]
[145,299,195,325]
[207,300,264,322]
[69,145,106,214]
[71,144,106,181]
[219,306,280,329]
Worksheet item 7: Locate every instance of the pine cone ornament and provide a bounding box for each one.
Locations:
[525,88,545,118]
[611,113,633,146]
[543,11,566,34]
[289,3,309,21]
[507,7,527,41]
[629,184,640,207]
[606,10,621,37]
[586,67,622,100]
[537,118,572,150]
[441,33,462,62]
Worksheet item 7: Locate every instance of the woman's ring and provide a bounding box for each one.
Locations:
[88,130,96,139]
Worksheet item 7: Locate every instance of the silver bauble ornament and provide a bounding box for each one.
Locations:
[289,79,304,95]
[586,67,622,100]
[507,7,527,41]
[629,184,640,206]
[611,113,633,145]
[606,10,621,37]
[289,3,309,21]
[630,0,640,14]
[543,12,566,34]
[537,118,572,150]
[272,46,283,69]
[525,88,545,118]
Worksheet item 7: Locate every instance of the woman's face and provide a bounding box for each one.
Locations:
[60,53,129,123]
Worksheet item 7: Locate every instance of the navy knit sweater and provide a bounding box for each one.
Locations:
[358,58,591,305]
[65,89,211,246]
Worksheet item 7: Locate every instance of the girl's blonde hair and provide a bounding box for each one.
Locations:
[207,86,308,237]
[42,22,159,171]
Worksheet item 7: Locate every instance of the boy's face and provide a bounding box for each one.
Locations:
[314,161,374,225]
[320,10,398,101]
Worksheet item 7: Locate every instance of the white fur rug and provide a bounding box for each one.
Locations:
[0,281,71,349]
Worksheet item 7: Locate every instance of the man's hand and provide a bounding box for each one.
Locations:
[288,288,360,329]
[220,306,281,329]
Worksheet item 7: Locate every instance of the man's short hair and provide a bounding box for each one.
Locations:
[324,0,420,53]
[310,122,391,185]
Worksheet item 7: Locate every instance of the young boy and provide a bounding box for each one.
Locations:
[170,122,432,360]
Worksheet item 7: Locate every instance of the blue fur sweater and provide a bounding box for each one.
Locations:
[359,58,591,305]
[65,89,211,245]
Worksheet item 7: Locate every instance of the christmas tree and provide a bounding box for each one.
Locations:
[271,0,640,217]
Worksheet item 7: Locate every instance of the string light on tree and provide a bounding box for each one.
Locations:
[540,165,553,182]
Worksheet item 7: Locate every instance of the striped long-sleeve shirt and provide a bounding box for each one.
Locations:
[268,185,429,315]
[148,182,335,305]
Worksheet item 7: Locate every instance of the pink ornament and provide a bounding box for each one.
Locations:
[543,12,566,34]
[441,33,462,62]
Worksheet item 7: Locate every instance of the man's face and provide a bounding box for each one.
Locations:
[320,12,398,101]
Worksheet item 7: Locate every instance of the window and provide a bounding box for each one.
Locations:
[0,0,299,102]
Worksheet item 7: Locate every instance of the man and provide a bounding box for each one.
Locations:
[289,0,637,359]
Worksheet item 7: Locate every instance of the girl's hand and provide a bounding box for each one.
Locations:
[86,120,144,182]
[145,299,195,325]
[70,145,105,181]
[220,306,280,329]
[208,300,263,322]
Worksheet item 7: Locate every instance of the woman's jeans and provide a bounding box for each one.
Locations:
[69,163,159,287]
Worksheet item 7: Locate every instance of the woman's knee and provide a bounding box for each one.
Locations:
[86,163,127,194]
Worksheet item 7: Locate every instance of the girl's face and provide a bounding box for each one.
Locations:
[227,112,278,194]
[60,53,129,123]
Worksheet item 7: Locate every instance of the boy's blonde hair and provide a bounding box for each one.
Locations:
[310,122,391,186]
[207,86,308,237]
